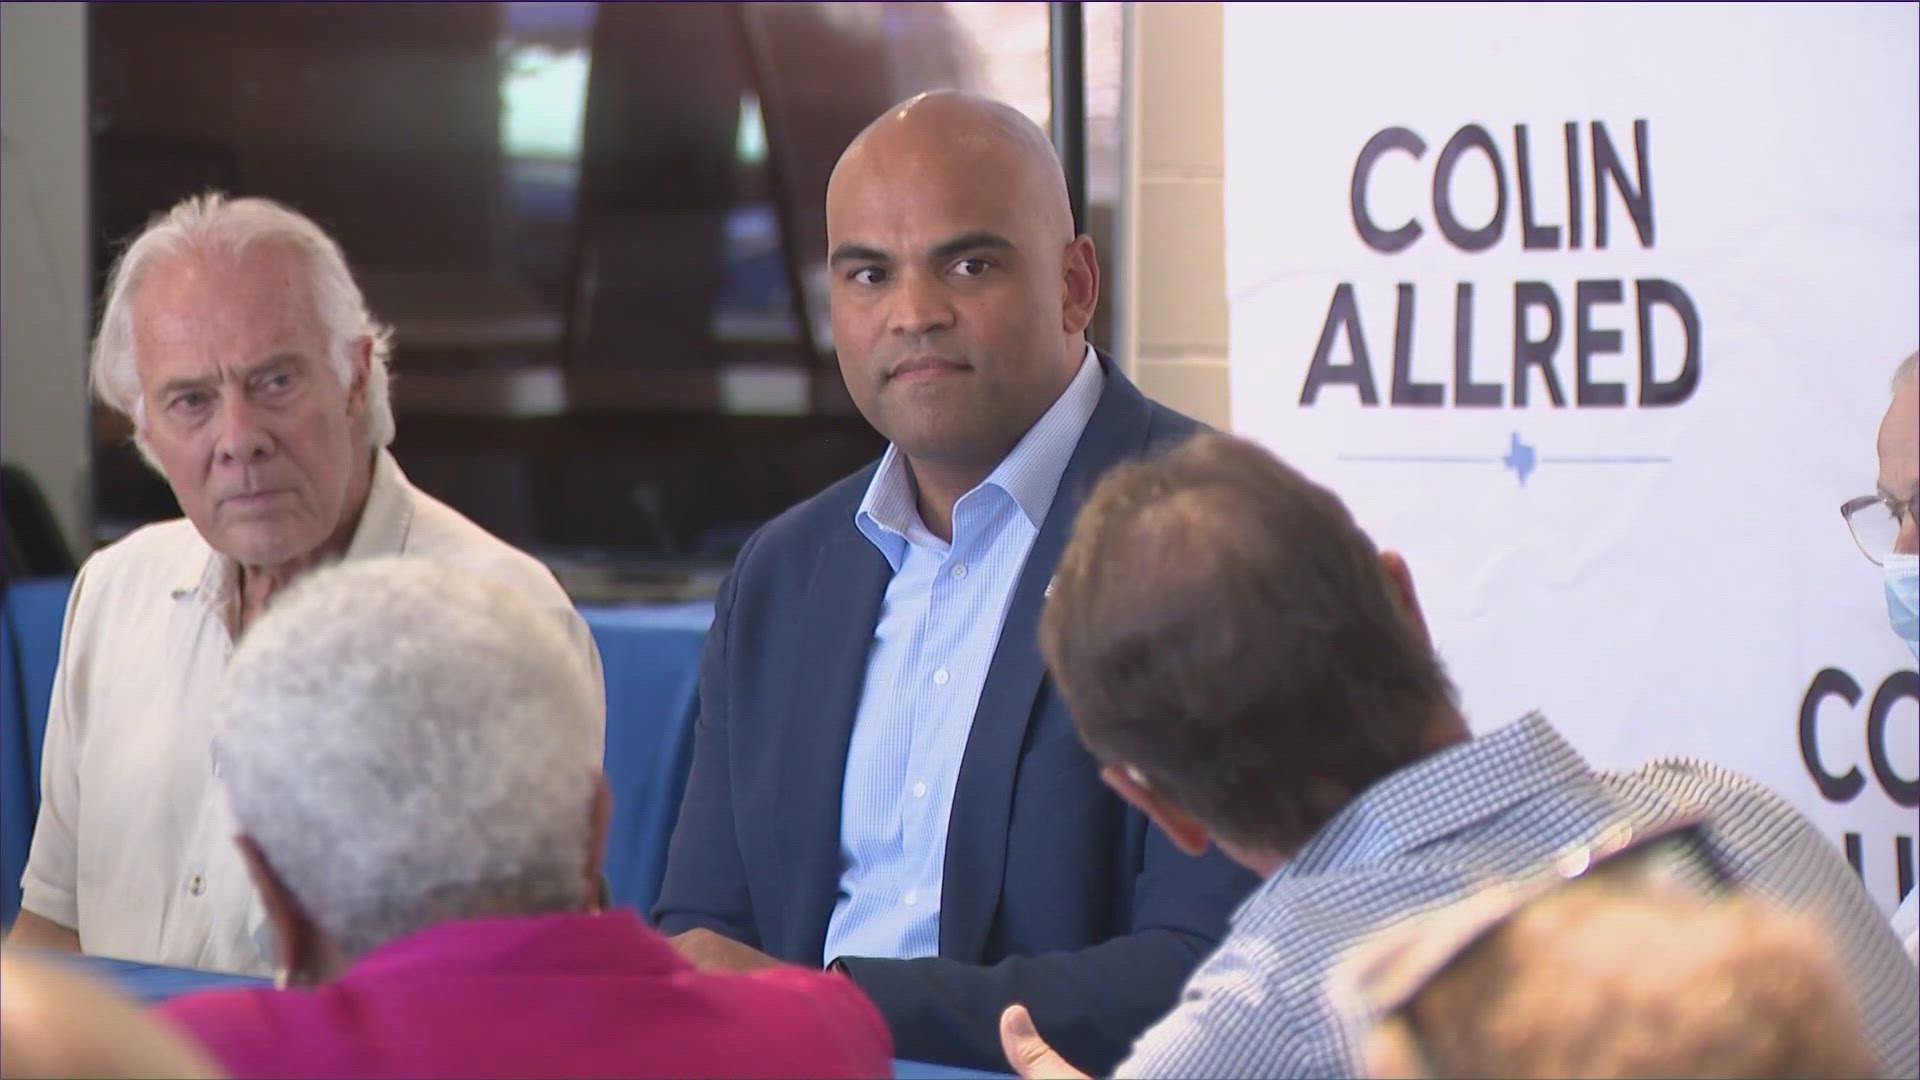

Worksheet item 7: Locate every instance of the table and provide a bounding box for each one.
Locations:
[0,575,713,926]
[58,954,1012,1079]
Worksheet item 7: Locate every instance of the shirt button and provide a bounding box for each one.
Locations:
[903,891,918,907]
[912,781,928,798]
[951,563,967,579]
[187,874,206,897]
[933,668,950,686]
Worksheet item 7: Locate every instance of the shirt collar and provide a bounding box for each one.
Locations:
[855,344,1104,567]
[171,448,414,602]
[1280,713,1592,879]
[343,909,680,983]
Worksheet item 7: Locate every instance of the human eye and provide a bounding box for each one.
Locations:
[254,367,300,398]
[167,388,213,417]
[951,257,993,278]
[848,266,887,286]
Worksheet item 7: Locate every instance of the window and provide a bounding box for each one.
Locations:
[89,1,1122,595]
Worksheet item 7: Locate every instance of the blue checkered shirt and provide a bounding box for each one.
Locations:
[1117,714,1920,1078]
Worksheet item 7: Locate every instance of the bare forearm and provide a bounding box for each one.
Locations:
[7,909,81,953]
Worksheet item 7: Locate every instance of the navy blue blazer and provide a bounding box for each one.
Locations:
[654,354,1259,1073]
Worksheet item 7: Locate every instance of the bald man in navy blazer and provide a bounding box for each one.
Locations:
[655,92,1257,1074]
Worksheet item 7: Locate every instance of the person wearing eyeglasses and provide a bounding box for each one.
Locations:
[997,431,1918,1080]
[1846,351,1919,964]
[1843,350,1919,659]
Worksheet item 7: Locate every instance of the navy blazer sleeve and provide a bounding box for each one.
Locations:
[838,827,1251,1074]
[652,532,761,946]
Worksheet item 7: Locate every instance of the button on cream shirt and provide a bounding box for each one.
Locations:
[19,450,604,974]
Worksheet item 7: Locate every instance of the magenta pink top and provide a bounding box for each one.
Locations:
[159,909,893,1079]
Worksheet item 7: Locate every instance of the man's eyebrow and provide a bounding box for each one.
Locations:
[244,352,302,378]
[154,352,301,397]
[829,243,890,266]
[156,374,216,397]
[928,231,1016,262]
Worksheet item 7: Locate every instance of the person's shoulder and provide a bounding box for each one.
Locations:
[1082,370,1208,467]
[395,483,572,608]
[68,517,206,603]
[726,460,881,576]
[1143,396,1208,444]
[155,985,307,1071]
[1614,755,1810,831]
[82,516,204,573]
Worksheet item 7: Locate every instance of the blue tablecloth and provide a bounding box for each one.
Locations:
[58,955,1010,1079]
[0,575,712,926]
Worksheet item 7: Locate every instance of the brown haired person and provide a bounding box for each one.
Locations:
[1000,431,1917,1079]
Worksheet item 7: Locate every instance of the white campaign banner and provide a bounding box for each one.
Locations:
[1224,1,1918,910]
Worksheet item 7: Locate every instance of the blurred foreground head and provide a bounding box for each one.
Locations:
[1341,862,1879,1079]
[212,556,607,981]
[0,950,222,1079]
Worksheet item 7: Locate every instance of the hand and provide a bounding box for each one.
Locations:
[668,927,782,974]
[1000,1003,1092,1080]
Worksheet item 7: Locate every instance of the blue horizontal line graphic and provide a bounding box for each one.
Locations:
[1537,456,1671,464]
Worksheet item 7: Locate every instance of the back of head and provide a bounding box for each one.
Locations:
[1367,879,1880,1079]
[213,556,602,957]
[0,951,223,1079]
[1039,431,1454,853]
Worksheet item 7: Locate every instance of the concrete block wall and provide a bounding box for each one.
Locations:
[1117,2,1230,428]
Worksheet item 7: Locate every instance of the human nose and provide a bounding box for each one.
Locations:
[1896,510,1918,556]
[214,392,274,464]
[888,269,956,337]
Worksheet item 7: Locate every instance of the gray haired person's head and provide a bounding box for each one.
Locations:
[90,191,395,465]
[213,557,600,958]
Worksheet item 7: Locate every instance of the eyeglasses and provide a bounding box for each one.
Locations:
[1841,493,1916,566]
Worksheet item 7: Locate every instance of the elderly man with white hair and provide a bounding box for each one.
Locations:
[10,192,603,974]
[155,557,890,1079]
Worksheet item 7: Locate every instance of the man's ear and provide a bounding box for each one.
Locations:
[584,771,612,910]
[345,335,373,415]
[1061,234,1099,336]
[1378,549,1433,650]
[236,835,320,985]
[1099,763,1211,857]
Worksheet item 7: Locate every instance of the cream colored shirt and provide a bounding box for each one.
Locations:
[19,450,604,974]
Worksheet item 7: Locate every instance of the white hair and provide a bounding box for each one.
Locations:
[212,557,601,957]
[1896,351,1918,393]
[90,192,395,465]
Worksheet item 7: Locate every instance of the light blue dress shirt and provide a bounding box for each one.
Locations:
[823,346,1106,963]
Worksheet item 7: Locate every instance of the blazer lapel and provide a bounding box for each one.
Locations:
[776,524,891,961]
[939,356,1157,959]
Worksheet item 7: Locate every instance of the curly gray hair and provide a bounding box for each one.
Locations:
[212,557,601,957]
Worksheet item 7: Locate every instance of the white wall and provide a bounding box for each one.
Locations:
[2,0,91,551]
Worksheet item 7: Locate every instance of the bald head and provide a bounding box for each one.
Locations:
[830,91,1074,244]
